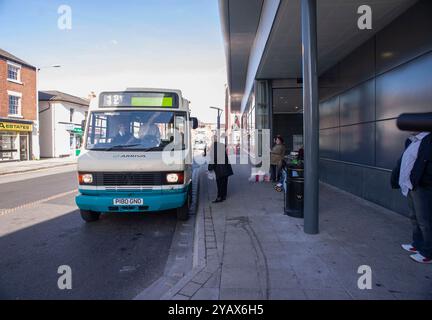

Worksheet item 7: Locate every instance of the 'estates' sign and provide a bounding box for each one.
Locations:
[0,121,33,132]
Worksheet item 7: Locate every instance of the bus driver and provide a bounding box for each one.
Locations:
[137,123,161,148]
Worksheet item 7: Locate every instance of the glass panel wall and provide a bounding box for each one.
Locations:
[241,80,271,163]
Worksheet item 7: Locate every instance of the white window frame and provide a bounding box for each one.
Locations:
[7,90,23,118]
[7,61,22,84]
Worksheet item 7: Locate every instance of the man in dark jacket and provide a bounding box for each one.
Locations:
[208,136,233,203]
[391,132,432,264]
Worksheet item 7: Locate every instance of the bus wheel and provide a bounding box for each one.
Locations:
[177,186,191,221]
[80,210,101,222]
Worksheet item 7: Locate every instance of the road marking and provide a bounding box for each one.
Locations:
[0,189,78,217]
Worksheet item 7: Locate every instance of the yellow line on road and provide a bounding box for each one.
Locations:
[0,189,78,217]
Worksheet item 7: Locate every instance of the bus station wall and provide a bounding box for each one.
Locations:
[318,0,432,216]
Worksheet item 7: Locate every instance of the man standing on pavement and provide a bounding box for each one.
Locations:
[208,135,233,203]
[391,131,432,264]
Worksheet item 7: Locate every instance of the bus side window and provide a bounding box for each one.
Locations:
[175,115,186,149]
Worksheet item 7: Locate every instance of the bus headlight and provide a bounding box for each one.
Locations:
[166,173,183,184]
[79,173,94,184]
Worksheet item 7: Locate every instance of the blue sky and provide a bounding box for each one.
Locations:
[0,0,227,122]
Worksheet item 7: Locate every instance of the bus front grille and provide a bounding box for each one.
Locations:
[97,172,164,186]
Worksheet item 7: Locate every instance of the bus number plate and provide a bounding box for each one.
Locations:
[113,198,143,206]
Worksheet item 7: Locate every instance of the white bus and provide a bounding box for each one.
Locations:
[75,88,198,222]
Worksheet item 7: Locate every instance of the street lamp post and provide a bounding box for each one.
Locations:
[210,106,224,144]
[210,106,223,130]
[37,65,61,72]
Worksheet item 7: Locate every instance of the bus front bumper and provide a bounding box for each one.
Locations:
[75,187,188,213]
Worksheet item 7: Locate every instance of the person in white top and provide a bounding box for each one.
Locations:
[392,132,432,264]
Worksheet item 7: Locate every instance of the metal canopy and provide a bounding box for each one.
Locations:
[219,0,418,112]
[219,0,264,111]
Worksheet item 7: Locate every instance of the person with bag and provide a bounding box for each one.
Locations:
[270,135,286,182]
[208,135,233,203]
[391,131,432,264]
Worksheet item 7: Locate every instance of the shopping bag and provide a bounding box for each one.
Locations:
[207,171,216,180]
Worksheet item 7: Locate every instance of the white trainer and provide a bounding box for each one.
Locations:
[410,253,432,264]
[401,244,418,253]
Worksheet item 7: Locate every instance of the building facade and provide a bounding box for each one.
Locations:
[219,0,432,216]
[0,48,38,162]
[39,91,89,158]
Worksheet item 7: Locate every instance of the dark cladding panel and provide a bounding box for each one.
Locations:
[339,38,375,90]
[317,0,432,216]
[319,96,339,129]
[340,123,375,166]
[319,64,341,101]
[362,168,409,216]
[376,52,432,120]
[319,128,339,160]
[319,159,344,189]
[341,164,363,197]
[376,0,432,74]
[376,119,411,170]
[340,80,375,126]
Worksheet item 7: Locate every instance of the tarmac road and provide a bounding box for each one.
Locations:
[0,167,180,299]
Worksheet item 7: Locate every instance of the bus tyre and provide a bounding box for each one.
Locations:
[80,210,101,222]
[177,187,191,221]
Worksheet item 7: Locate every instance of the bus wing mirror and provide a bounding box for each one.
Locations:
[191,117,198,130]
[81,119,86,130]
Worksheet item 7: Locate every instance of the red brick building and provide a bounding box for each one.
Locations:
[0,48,38,162]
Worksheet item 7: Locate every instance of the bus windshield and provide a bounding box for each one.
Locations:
[85,110,187,151]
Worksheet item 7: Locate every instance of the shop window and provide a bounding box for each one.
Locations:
[0,134,19,161]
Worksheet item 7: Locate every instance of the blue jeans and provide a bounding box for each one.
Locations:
[279,168,287,192]
[408,187,432,259]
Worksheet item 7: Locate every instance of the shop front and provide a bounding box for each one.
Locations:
[0,120,33,162]
[71,127,83,157]
[64,123,84,157]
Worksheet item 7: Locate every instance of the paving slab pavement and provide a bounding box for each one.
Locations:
[165,162,432,300]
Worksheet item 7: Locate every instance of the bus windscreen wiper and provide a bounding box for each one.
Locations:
[141,146,163,152]
[105,144,142,151]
